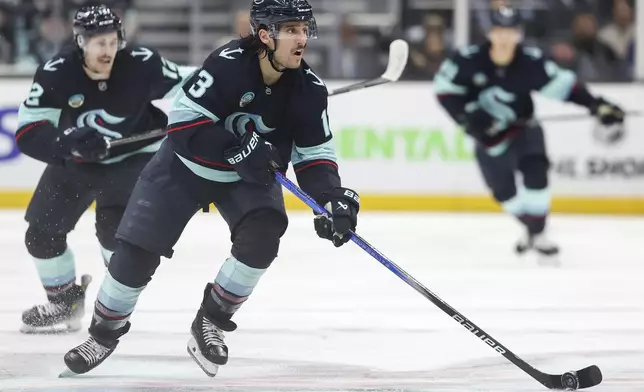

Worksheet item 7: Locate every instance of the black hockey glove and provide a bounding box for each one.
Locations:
[314,187,360,247]
[464,108,496,141]
[465,109,518,156]
[223,131,282,186]
[591,98,625,126]
[54,126,108,162]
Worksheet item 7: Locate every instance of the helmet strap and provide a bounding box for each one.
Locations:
[266,40,285,73]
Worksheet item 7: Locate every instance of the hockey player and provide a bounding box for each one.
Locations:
[433,6,624,263]
[17,5,194,333]
[62,0,360,377]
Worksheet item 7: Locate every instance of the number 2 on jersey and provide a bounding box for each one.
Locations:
[188,70,214,98]
[26,83,44,106]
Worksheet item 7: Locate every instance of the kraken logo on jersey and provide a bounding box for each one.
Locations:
[224,112,275,137]
[77,109,125,139]
[478,86,517,132]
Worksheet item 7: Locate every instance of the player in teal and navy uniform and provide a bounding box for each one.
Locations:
[63,0,360,377]
[16,5,194,333]
[434,6,625,264]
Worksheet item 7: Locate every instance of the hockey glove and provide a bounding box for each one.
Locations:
[223,131,282,186]
[591,98,625,126]
[54,126,108,162]
[314,187,360,247]
[464,109,512,156]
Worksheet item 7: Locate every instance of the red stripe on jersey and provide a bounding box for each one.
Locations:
[15,120,49,141]
[166,119,214,133]
[294,160,338,173]
[193,156,233,169]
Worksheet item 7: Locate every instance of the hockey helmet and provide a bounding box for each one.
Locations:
[490,6,522,28]
[250,0,318,40]
[73,5,127,50]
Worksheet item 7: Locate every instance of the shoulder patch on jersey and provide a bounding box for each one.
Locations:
[522,47,543,59]
[473,72,487,87]
[68,94,85,108]
[219,47,244,60]
[239,92,255,107]
[305,68,325,87]
[43,58,65,72]
[130,47,154,61]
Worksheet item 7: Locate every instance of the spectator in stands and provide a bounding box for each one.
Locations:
[331,14,383,79]
[404,13,447,80]
[550,10,629,82]
[215,9,250,48]
[598,0,634,60]
[0,3,15,63]
[28,9,70,64]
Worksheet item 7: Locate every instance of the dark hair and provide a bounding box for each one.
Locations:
[239,33,269,58]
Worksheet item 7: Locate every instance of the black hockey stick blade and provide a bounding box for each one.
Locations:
[533,364,602,390]
[329,39,409,97]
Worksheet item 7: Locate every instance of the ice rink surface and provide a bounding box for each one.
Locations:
[0,210,642,391]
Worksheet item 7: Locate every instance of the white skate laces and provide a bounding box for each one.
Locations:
[36,302,68,318]
[75,337,111,366]
[201,317,225,346]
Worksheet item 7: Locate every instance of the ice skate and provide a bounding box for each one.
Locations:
[515,231,560,267]
[60,321,130,377]
[21,274,92,334]
[187,305,237,377]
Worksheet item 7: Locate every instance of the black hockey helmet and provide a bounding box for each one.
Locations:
[250,0,318,40]
[73,5,126,51]
[490,6,522,28]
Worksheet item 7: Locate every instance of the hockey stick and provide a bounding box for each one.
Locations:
[540,110,642,123]
[275,171,602,391]
[328,39,409,96]
[105,128,166,148]
[105,39,409,149]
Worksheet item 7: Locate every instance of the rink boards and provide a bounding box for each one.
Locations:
[0,79,642,214]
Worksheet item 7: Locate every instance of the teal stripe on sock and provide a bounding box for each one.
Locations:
[34,249,75,287]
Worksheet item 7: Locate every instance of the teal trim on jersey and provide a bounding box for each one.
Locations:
[523,188,551,215]
[100,245,114,266]
[501,194,524,216]
[539,66,576,101]
[167,106,205,124]
[34,249,75,287]
[485,140,511,156]
[162,65,199,99]
[17,104,62,128]
[175,153,241,182]
[433,73,468,95]
[214,256,267,298]
[291,139,337,166]
[172,89,220,123]
[99,137,164,165]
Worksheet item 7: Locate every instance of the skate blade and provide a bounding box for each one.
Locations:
[20,318,83,334]
[537,253,562,268]
[58,367,79,378]
[187,337,219,377]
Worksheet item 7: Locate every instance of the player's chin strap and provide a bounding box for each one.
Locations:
[266,42,285,73]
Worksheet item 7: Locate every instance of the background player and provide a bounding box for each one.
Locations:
[62,0,361,378]
[16,5,194,333]
[433,6,625,264]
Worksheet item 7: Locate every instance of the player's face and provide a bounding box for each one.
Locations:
[488,26,521,51]
[83,32,119,75]
[273,22,309,69]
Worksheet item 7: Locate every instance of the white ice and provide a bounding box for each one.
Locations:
[0,210,642,391]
